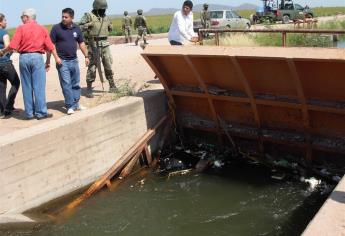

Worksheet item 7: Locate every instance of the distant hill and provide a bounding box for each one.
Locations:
[109,3,258,18]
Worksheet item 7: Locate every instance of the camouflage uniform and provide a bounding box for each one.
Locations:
[122,11,132,43]
[79,0,116,97]
[201,4,211,29]
[134,9,148,45]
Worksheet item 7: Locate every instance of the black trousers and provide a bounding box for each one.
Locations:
[170,40,183,46]
[0,61,20,114]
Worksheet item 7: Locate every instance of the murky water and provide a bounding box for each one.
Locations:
[3,160,328,236]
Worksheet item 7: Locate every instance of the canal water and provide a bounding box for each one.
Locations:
[3,159,329,236]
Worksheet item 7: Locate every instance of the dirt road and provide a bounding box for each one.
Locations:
[0,38,169,135]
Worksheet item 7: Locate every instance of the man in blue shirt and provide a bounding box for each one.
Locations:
[0,13,20,118]
[48,8,89,115]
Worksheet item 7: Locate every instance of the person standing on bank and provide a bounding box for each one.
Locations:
[79,0,116,98]
[122,11,132,43]
[0,13,20,119]
[134,9,149,46]
[0,8,61,120]
[168,0,199,46]
[49,8,89,115]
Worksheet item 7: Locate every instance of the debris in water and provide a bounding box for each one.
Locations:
[301,177,321,191]
[213,160,225,168]
[332,175,341,183]
[271,171,286,181]
[168,169,193,179]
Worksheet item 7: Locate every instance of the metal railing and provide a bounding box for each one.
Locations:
[198,28,345,46]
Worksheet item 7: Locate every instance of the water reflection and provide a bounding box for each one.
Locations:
[1,162,329,236]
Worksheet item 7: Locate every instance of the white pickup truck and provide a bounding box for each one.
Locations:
[194,10,251,32]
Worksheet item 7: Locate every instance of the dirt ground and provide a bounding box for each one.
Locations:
[0,37,169,136]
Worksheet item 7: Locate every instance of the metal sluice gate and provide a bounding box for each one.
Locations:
[142,46,345,165]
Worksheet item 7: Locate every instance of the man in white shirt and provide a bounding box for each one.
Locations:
[168,0,199,45]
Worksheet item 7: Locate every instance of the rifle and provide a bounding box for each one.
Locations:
[91,37,105,91]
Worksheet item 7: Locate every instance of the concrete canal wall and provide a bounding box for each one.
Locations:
[0,89,167,223]
[303,176,345,236]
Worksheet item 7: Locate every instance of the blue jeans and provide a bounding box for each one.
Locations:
[56,59,81,110]
[19,53,47,118]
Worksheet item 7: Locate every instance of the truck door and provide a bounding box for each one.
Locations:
[226,11,237,29]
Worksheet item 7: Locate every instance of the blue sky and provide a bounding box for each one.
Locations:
[0,0,344,27]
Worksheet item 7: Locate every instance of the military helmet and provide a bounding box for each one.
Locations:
[93,0,108,10]
[124,11,128,15]
[203,3,209,8]
[137,9,143,15]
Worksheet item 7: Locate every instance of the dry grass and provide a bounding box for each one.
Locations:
[203,33,258,47]
[82,79,136,108]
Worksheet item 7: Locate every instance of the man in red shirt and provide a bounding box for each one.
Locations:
[0,8,61,120]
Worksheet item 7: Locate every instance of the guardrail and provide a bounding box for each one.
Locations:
[198,29,345,46]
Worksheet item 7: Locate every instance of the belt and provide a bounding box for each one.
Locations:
[20,51,43,54]
[93,36,108,41]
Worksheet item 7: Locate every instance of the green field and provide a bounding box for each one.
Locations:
[6,7,345,37]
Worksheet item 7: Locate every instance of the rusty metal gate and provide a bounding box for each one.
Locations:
[142,46,345,164]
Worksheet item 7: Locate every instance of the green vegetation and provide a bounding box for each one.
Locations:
[6,7,345,38]
[112,80,135,98]
[313,7,345,17]
[204,19,345,47]
[109,14,174,36]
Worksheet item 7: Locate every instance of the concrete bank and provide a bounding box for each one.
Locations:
[303,176,345,236]
[0,89,167,223]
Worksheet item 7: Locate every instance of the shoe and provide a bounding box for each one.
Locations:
[36,113,53,120]
[109,87,117,93]
[67,108,75,115]
[25,116,35,120]
[4,110,12,116]
[76,104,86,111]
[86,82,94,98]
[0,113,5,119]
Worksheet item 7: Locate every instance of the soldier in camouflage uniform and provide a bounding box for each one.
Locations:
[201,3,211,29]
[122,11,132,43]
[79,0,116,98]
[134,9,148,46]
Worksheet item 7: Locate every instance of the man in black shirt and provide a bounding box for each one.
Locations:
[49,8,89,115]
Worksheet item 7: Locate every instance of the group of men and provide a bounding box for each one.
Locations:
[0,0,209,120]
[0,0,116,119]
[122,9,149,45]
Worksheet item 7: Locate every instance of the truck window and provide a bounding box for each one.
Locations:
[226,11,233,19]
[210,11,224,19]
[231,11,241,18]
[295,4,304,10]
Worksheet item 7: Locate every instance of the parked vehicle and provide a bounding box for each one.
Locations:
[250,0,314,24]
[194,10,251,32]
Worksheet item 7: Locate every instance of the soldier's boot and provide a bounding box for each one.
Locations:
[135,39,139,46]
[86,82,94,98]
[125,38,128,44]
[108,80,117,93]
[144,39,148,45]
[129,37,132,43]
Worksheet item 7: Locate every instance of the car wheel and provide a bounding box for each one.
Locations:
[282,15,290,24]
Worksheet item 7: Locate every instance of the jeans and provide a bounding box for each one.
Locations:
[56,59,81,109]
[170,40,183,46]
[0,61,20,114]
[19,53,47,118]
